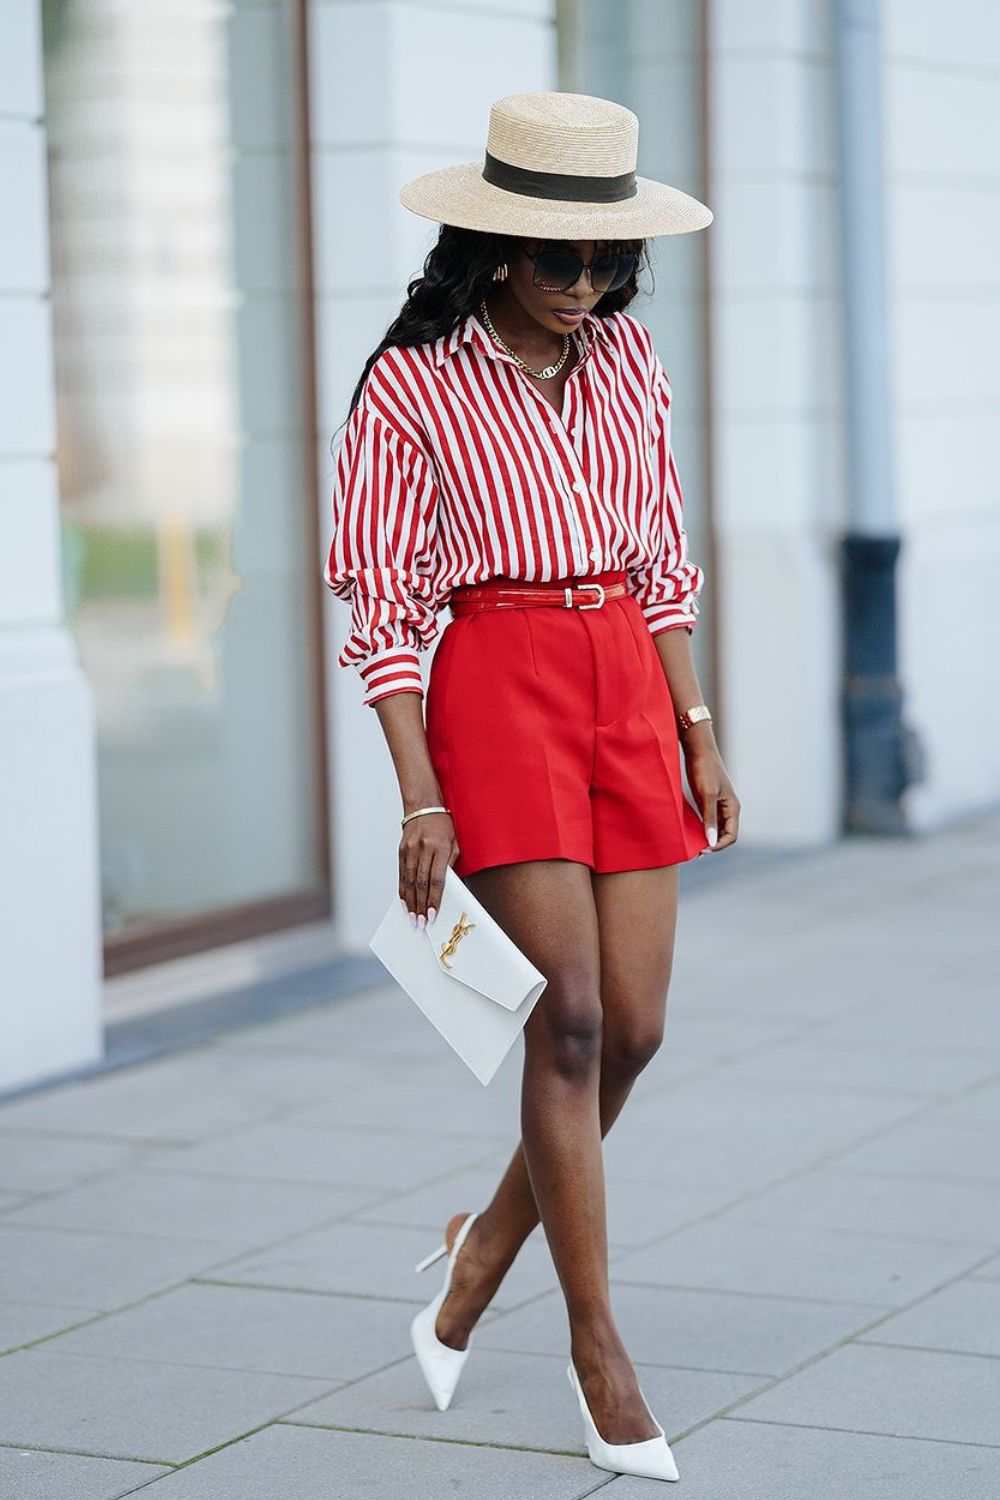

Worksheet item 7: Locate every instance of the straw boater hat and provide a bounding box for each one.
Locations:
[399,90,713,240]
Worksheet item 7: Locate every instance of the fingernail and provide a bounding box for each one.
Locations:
[427,907,437,924]
[399,899,407,911]
[417,914,426,929]
[409,910,417,927]
[707,827,718,847]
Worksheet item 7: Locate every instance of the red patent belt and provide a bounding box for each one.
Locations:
[449,570,628,615]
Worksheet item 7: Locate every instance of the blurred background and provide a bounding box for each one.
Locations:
[2,0,998,1096]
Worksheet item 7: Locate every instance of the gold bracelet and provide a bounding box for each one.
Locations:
[401,804,450,827]
[678,704,712,732]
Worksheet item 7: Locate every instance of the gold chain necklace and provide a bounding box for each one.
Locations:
[479,299,571,380]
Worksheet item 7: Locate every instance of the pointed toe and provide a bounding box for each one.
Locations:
[567,1360,680,1482]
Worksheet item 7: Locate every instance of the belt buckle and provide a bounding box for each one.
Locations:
[571,582,605,610]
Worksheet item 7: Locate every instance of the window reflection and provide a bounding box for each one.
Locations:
[43,0,324,942]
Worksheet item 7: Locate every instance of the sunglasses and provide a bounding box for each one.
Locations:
[521,245,639,295]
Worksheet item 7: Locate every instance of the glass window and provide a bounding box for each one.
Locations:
[42,0,327,961]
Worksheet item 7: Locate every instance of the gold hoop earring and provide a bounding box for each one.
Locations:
[492,262,508,281]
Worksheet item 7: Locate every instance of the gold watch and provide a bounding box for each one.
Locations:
[678,703,712,732]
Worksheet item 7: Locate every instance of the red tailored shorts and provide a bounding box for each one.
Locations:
[425,569,710,879]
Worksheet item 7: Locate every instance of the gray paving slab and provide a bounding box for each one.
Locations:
[730,1342,1000,1446]
[0,1224,236,1310]
[657,1417,1000,1499]
[720,1163,1000,1243]
[809,994,1000,1058]
[217,985,439,1054]
[42,1281,415,1382]
[118,1421,600,1499]
[282,1073,522,1137]
[223,1004,526,1080]
[609,1216,988,1305]
[355,1163,739,1247]
[3,1169,370,1253]
[828,1117,1000,1183]
[201,1217,560,1310]
[0,817,996,1489]
[145,1119,503,1192]
[669,949,896,1019]
[926,1079,1000,1127]
[972,1253,1000,1281]
[0,1046,376,1144]
[476,1280,883,1376]
[0,1297,96,1352]
[601,1081,918,1190]
[0,1347,335,1464]
[858,1277,1000,1358]
[705,1036,998,1097]
[0,1447,170,1500]
[229,990,474,1066]
[290,1344,762,1449]
[651,1008,808,1058]
[351,1163,548,1233]
[0,1132,142,1194]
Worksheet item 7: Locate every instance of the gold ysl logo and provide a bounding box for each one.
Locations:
[438,912,475,968]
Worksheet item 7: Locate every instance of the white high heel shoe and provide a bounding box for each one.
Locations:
[410,1211,480,1411]
[567,1359,680,1482]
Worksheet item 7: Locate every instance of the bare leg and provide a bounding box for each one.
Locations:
[435,859,679,1443]
[436,865,678,1340]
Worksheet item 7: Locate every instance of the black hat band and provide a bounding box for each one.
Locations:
[482,150,637,204]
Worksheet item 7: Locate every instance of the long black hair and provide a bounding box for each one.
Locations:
[331,226,651,449]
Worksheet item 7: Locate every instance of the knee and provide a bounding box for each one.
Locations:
[532,985,603,1081]
[602,1017,665,1078]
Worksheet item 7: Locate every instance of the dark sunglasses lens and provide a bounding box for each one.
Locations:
[593,253,637,291]
[532,251,583,290]
[531,249,639,293]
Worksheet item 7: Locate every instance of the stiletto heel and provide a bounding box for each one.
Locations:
[414,1242,449,1274]
[566,1359,680,1482]
[410,1211,480,1411]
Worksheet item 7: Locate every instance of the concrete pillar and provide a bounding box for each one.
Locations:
[0,0,103,1092]
[705,2,843,846]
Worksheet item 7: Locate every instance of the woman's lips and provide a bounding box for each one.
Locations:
[553,308,585,323]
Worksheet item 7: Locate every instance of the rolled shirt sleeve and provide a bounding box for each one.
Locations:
[627,349,706,637]
[324,400,444,708]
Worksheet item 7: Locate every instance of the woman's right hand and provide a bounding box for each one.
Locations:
[399,811,460,927]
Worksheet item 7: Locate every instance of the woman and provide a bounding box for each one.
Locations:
[324,92,740,1482]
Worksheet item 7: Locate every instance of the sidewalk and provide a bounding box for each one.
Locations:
[1,818,998,1499]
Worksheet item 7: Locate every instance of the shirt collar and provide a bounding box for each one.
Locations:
[433,307,612,368]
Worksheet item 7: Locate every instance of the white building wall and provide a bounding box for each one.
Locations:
[0,0,103,1092]
[310,0,558,950]
[882,0,1000,828]
[706,1,845,848]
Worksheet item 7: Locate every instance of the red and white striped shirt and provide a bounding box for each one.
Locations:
[324,306,705,707]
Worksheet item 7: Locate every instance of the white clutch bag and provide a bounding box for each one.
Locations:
[368,864,548,1085]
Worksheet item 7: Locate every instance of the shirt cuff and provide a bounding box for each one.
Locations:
[357,647,424,708]
[640,602,699,636]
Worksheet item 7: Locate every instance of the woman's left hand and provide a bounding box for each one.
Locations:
[684,743,740,851]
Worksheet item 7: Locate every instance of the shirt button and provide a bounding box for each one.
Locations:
[573,480,586,493]
[589,547,600,561]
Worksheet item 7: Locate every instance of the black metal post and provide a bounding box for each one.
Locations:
[840,533,924,832]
